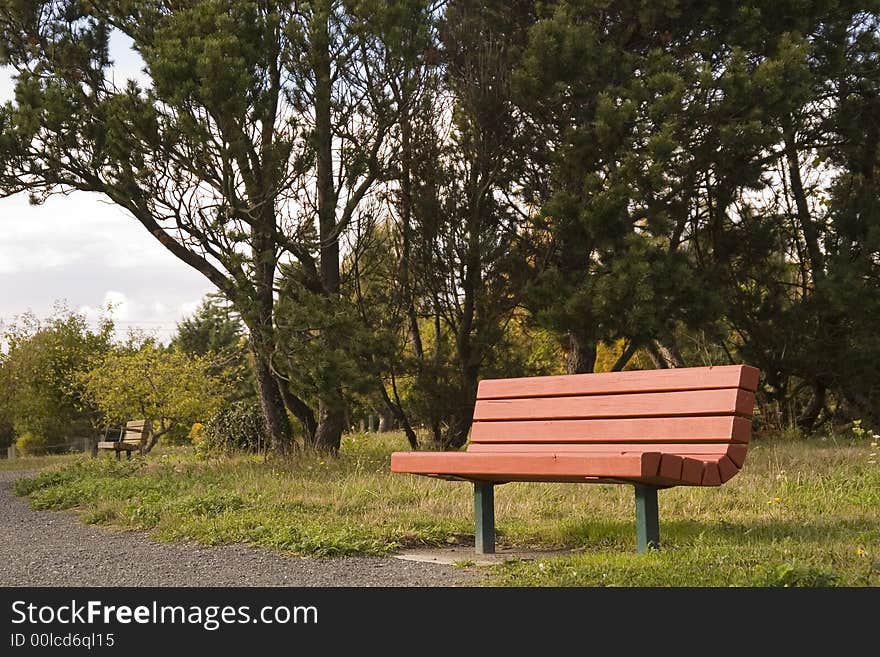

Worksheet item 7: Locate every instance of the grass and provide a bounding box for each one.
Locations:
[10,430,880,586]
[0,453,81,472]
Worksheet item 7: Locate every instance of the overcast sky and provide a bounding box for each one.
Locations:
[0,32,214,342]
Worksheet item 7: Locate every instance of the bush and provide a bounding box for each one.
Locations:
[15,432,50,456]
[161,423,194,446]
[200,402,268,455]
[189,422,205,446]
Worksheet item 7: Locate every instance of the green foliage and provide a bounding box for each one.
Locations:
[171,293,256,405]
[171,293,245,358]
[483,312,565,379]
[1,0,880,442]
[514,1,778,374]
[14,432,50,457]
[275,283,383,404]
[200,402,269,455]
[0,0,433,452]
[0,307,114,449]
[80,341,227,448]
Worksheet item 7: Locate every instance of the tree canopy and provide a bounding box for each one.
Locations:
[0,307,113,453]
[80,340,227,452]
[2,0,878,449]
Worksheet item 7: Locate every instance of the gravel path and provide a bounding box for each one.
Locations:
[0,471,481,587]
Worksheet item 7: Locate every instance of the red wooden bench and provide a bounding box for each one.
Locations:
[391,364,759,553]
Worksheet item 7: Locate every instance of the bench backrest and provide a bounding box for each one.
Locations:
[121,420,151,446]
[467,365,758,483]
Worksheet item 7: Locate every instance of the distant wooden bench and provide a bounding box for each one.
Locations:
[97,420,151,459]
[391,365,759,553]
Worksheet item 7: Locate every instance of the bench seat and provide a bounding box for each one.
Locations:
[391,444,744,486]
[392,451,661,483]
[96,440,141,451]
[391,364,759,553]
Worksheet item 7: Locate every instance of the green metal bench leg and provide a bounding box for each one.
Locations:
[474,481,495,554]
[635,485,660,553]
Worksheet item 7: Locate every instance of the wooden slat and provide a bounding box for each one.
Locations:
[469,416,751,444]
[724,444,748,468]
[391,451,660,480]
[659,454,683,480]
[430,474,670,484]
[718,456,739,483]
[701,462,721,486]
[473,389,754,422]
[477,365,759,399]
[96,441,138,450]
[466,442,747,462]
[681,457,705,485]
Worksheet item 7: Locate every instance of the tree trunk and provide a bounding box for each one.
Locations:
[644,341,666,369]
[797,381,826,431]
[442,416,471,450]
[378,409,394,433]
[243,237,295,452]
[645,340,684,369]
[246,106,295,455]
[378,385,419,449]
[399,107,425,361]
[842,388,880,427]
[313,396,345,452]
[275,377,317,443]
[566,329,597,374]
[611,341,639,372]
[653,340,685,368]
[143,420,162,454]
[442,365,480,449]
[311,4,346,454]
[250,339,294,454]
[783,124,825,285]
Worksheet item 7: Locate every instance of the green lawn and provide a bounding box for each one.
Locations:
[0,453,82,471]
[8,431,880,586]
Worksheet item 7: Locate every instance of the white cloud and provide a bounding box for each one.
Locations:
[0,193,215,341]
[0,243,83,274]
[104,290,132,321]
[74,289,209,344]
[77,292,123,324]
[0,30,211,341]
[0,192,181,272]
[178,300,201,318]
[108,30,151,89]
[0,69,13,102]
